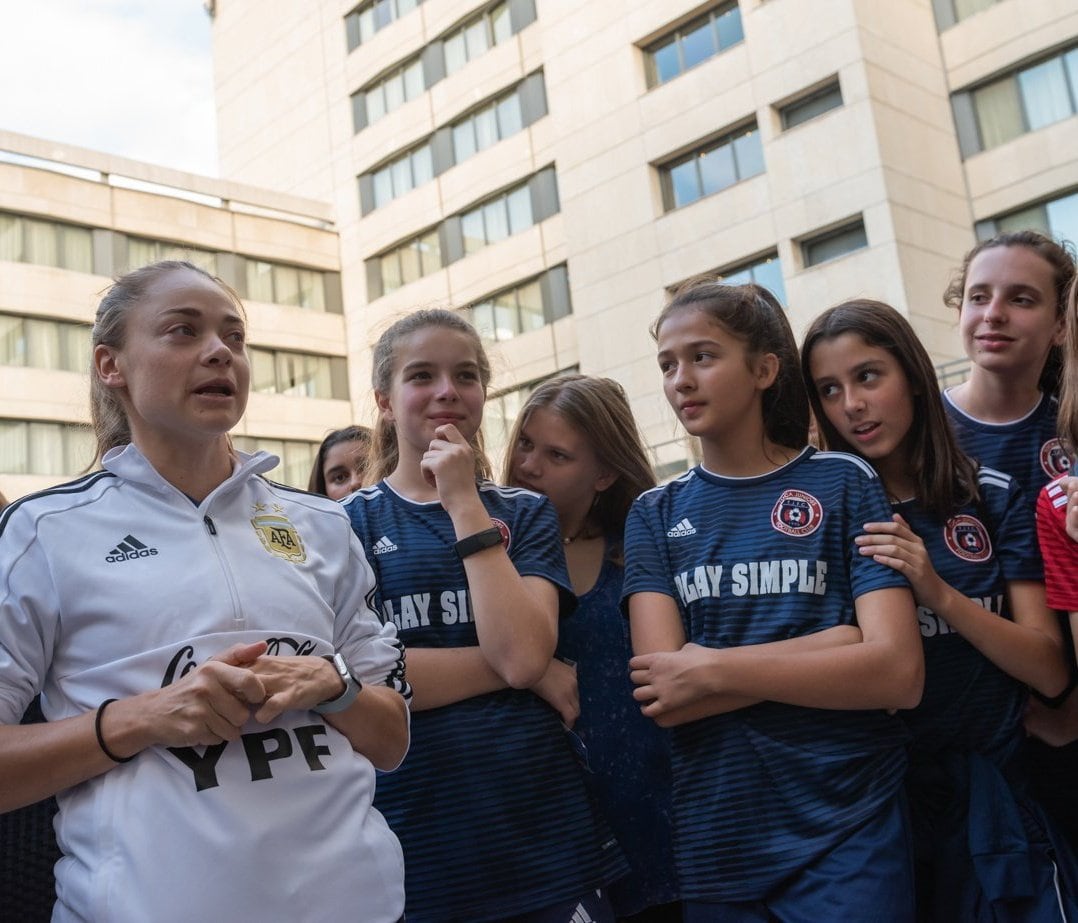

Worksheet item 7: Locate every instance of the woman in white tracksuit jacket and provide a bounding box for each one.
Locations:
[0,261,410,923]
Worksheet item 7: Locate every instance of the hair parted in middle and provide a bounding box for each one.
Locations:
[367,307,493,485]
[501,374,657,544]
[307,424,372,494]
[653,279,809,451]
[801,298,980,520]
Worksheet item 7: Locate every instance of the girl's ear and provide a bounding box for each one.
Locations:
[594,469,617,493]
[94,344,125,390]
[1051,312,1067,347]
[374,389,395,423]
[754,352,780,391]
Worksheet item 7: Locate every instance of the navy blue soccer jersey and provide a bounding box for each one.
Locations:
[622,447,911,902]
[897,466,1041,760]
[944,390,1069,504]
[345,481,625,921]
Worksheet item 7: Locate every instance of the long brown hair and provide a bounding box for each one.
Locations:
[89,260,243,467]
[653,280,809,450]
[1059,277,1078,458]
[308,425,372,494]
[366,308,493,485]
[502,374,656,556]
[943,230,1076,396]
[802,299,979,520]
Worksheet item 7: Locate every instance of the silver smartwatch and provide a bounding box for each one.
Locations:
[313,652,362,714]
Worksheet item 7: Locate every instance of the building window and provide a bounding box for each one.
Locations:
[125,236,217,274]
[245,259,329,311]
[779,80,844,130]
[249,348,349,400]
[659,122,764,211]
[378,229,444,294]
[0,314,91,372]
[354,56,425,130]
[688,253,787,305]
[452,87,526,162]
[370,142,434,210]
[464,265,572,342]
[801,219,868,267]
[977,188,1078,249]
[232,436,320,488]
[461,182,535,255]
[932,0,999,30]
[444,1,513,75]
[345,0,421,51]
[0,212,93,273]
[645,2,744,88]
[0,420,94,476]
[956,45,1078,156]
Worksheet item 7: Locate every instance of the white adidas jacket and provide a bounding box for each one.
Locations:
[0,445,408,923]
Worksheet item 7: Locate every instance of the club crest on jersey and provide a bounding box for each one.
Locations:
[492,517,511,553]
[251,505,307,563]
[1041,438,1071,478]
[943,514,992,563]
[771,490,823,537]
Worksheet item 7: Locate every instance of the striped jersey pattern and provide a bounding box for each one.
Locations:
[622,447,911,901]
[896,466,1039,759]
[345,481,626,921]
[944,390,1067,507]
[1038,477,1078,611]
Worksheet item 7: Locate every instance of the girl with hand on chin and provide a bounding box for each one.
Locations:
[803,298,1075,921]
[345,310,625,923]
[624,281,922,923]
[0,261,410,923]
[505,375,680,922]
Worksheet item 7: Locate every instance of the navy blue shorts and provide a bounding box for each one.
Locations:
[683,794,914,923]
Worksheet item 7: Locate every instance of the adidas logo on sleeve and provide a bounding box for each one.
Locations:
[666,518,697,537]
[105,534,159,563]
[372,535,398,555]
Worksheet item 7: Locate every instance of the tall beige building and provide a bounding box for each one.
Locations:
[210,0,1078,476]
[3,0,1077,499]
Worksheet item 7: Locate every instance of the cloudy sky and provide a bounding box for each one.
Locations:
[0,0,218,176]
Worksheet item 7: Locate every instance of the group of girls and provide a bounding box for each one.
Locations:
[4,225,1078,923]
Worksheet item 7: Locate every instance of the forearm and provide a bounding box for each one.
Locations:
[405,646,509,710]
[325,684,410,770]
[0,714,117,812]
[930,584,1068,696]
[705,640,923,710]
[463,553,556,687]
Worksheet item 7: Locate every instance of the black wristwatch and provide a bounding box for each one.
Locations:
[314,652,362,714]
[454,526,503,559]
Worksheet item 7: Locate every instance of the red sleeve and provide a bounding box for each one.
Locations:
[1037,480,1078,611]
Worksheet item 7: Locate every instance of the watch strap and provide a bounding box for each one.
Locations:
[313,653,362,714]
[454,526,504,559]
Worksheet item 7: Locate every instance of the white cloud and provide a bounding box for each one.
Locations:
[0,0,218,175]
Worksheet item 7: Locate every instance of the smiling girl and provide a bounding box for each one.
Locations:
[804,298,1075,920]
[0,261,411,922]
[345,310,624,923]
[624,282,922,922]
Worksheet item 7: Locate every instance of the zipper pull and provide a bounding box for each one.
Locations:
[204,516,217,535]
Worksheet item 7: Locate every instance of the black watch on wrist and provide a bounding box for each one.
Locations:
[454,526,503,559]
[314,652,362,714]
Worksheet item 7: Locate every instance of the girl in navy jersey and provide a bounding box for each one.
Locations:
[345,310,625,923]
[624,281,923,922]
[804,298,1075,921]
[504,374,681,922]
[943,232,1078,847]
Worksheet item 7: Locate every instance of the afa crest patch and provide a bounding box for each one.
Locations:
[771,489,823,537]
[252,505,307,563]
[1041,438,1071,478]
[944,514,991,563]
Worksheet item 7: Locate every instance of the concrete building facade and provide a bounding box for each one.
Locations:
[3,0,1077,498]
[209,0,1078,476]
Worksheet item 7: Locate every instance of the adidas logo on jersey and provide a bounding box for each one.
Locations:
[372,535,398,555]
[666,518,696,537]
[105,534,159,563]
